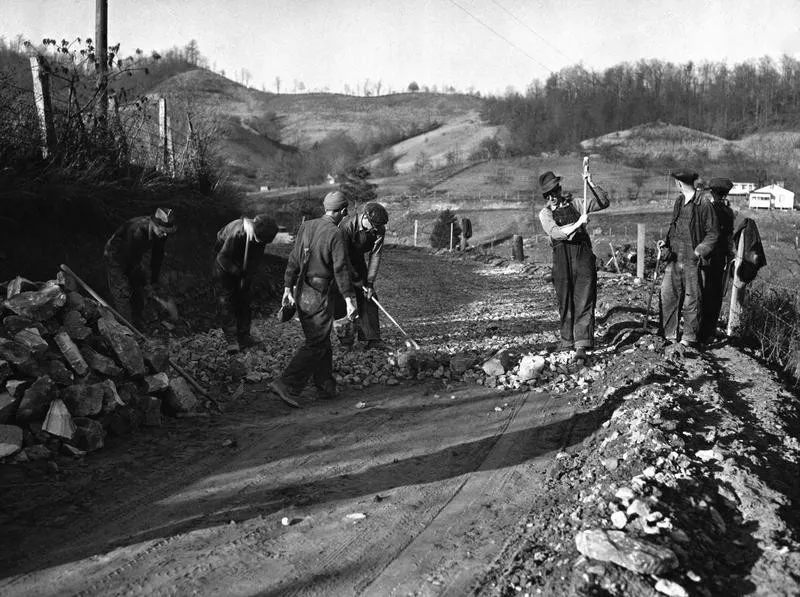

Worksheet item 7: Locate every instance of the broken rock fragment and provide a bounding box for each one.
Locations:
[42,398,76,440]
[518,354,546,381]
[81,346,123,377]
[575,529,678,575]
[72,417,105,452]
[3,285,67,321]
[143,372,169,394]
[0,424,24,458]
[16,375,58,423]
[164,377,198,413]
[53,332,89,376]
[13,328,49,356]
[97,316,145,377]
[62,383,105,417]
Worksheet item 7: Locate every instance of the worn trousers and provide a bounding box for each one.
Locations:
[699,257,727,342]
[106,261,145,329]
[659,260,702,343]
[212,264,252,341]
[551,243,597,349]
[281,282,336,394]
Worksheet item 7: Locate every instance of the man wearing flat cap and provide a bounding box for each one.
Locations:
[213,213,279,352]
[538,168,610,360]
[271,191,358,405]
[659,171,719,349]
[103,207,177,329]
[699,177,735,342]
[334,201,390,350]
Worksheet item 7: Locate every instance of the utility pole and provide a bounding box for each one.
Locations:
[95,0,108,129]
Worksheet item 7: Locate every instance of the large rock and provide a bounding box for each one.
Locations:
[143,372,169,394]
[0,424,24,458]
[13,328,49,356]
[574,529,678,575]
[62,310,92,341]
[5,276,38,299]
[5,379,30,398]
[101,380,124,413]
[3,285,67,321]
[72,417,105,452]
[518,354,547,381]
[81,346,123,377]
[450,354,478,376]
[53,332,89,376]
[16,375,58,423]
[48,359,75,386]
[142,344,170,374]
[62,383,105,417]
[0,392,18,424]
[164,377,199,413]
[97,316,145,377]
[42,398,76,440]
[0,339,34,369]
[140,396,163,427]
[2,315,42,336]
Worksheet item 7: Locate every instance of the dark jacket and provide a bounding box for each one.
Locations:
[664,190,719,265]
[732,218,767,283]
[711,200,736,260]
[104,216,166,284]
[214,218,267,278]
[538,184,610,248]
[339,214,385,287]
[284,215,355,299]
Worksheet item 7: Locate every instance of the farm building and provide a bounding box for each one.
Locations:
[729,181,757,198]
[748,184,796,210]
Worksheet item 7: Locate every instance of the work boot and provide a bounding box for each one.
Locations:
[315,380,338,400]
[269,380,301,408]
[572,347,588,363]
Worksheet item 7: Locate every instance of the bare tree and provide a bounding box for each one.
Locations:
[275,76,281,94]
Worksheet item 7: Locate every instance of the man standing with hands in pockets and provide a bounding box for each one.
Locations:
[538,166,610,361]
[271,191,358,406]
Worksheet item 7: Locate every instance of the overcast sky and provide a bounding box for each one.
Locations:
[4,0,800,95]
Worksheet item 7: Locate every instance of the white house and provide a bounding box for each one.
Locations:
[748,184,796,210]
[730,181,757,198]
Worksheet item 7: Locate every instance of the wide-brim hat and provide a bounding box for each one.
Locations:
[152,207,176,232]
[708,178,734,194]
[670,171,699,186]
[539,171,562,194]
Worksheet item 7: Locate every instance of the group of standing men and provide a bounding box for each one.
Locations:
[103,191,389,405]
[537,167,736,356]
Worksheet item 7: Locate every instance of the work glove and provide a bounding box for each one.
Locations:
[363,284,375,302]
[345,296,358,321]
[282,287,295,307]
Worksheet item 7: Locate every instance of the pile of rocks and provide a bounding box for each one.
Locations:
[0,273,201,462]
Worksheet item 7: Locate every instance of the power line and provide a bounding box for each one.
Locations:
[447,0,552,74]
[490,0,574,63]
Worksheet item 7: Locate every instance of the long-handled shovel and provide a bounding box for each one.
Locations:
[60,264,222,412]
[369,295,421,350]
[582,156,590,214]
[641,242,664,331]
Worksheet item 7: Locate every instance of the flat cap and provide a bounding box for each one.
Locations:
[364,202,389,227]
[670,171,699,185]
[323,191,348,211]
[708,178,733,194]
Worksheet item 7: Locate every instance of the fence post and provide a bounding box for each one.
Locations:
[449,221,454,251]
[512,235,524,261]
[414,220,418,247]
[29,56,56,159]
[158,97,173,174]
[637,223,646,280]
[165,114,175,177]
[726,232,746,337]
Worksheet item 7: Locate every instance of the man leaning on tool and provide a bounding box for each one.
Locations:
[699,177,735,343]
[270,191,358,405]
[659,171,719,349]
[334,201,389,351]
[213,213,279,353]
[103,207,176,330]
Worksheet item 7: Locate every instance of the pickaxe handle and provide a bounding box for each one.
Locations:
[582,156,590,214]
[370,295,420,349]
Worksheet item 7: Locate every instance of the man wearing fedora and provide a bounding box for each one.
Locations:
[538,169,610,360]
[699,177,735,342]
[103,207,177,329]
[659,171,719,349]
[271,191,358,406]
[213,213,279,353]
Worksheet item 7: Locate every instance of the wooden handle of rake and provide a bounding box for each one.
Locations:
[59,264,221,411]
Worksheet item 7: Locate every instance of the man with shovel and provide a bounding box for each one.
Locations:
[271,191,358,405]
[213,214,279,353]
[103,207,177,330]
[334,201,390,351]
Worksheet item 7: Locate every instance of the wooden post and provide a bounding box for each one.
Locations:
[414,220,418,247]
[95,0,108,128]
[29,56,55,159]
[512,235,524,261]
[637,223,646,280]
[158,98,172,173]
[449,221,454,251]
[165,114,175,177]
[726,232,746,337]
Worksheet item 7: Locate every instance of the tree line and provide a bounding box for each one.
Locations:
[482,56,800,155]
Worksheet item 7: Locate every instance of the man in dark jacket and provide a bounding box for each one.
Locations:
[335,202,389,350]
[538,169,610,360]
[270,191,357,405]
[104,207,176,329]
[659,171,719,348]
[699,178,735,342]
[213,214,279,352]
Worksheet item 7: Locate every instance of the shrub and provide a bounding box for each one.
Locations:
[429,209,461,249]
